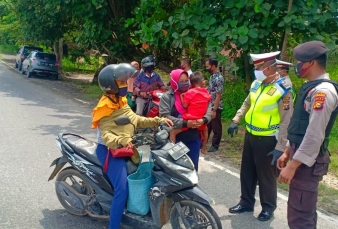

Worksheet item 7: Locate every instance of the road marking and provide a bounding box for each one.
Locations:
[0,59,15,70]
[74,98,89,104]
[199,156,338,226]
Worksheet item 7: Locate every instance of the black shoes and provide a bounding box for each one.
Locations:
[229,205,273,222]
[228,204,254,213]
[207,146,218,152]
[257,211,274,221]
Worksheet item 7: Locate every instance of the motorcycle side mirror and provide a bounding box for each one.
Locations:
[114,116,131,126]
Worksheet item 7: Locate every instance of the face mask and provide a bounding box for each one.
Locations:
[116,80,128,96]
[205,68,212,73]
[118,87,127,97]
[177,81,190,92]
[294,62,312,78]
[254,70,267,82]
[254,63,276,82]
[145,66,154,73]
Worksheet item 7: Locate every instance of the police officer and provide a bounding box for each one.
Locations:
[228,51,293,221]
[277,41,338,229]
[276,59,297,102]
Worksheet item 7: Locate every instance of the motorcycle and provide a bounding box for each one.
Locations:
[143,89,167,118]
[48,116,222,229]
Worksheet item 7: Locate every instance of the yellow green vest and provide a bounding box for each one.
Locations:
[245,79,289,136]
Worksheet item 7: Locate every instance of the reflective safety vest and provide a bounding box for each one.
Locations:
[245,78,290,136]
[290,87,297,103]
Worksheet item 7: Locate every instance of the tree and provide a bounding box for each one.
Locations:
[0,1,20,46]
[129,0,338,87]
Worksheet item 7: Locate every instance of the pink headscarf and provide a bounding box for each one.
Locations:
[170,69,188,115]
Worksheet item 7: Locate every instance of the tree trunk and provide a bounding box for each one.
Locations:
[200,46,205,69]
[280,0,294,61]
[53,39,64,76]
[53,42,59,61]
[243,51,251,90]
[58,38,63,71]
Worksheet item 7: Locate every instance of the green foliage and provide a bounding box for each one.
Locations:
[221,79,248,120]
[0,44,19,54]
[130,0,338,82]
[62,56,101,74]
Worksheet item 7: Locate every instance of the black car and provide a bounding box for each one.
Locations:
[15,46,43,71]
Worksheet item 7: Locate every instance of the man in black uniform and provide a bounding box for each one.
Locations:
[277,41,338,229]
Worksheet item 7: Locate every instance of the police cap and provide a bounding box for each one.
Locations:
[293,41,328,62]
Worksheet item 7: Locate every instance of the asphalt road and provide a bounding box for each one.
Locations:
[1,60,338,229]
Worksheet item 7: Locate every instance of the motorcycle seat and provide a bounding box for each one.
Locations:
[64,136,102,166]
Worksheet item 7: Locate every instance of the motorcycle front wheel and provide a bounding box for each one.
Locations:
[55,167,94,216]
[170,200,222,229]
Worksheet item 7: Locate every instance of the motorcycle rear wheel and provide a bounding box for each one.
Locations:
[55,167,94,216]
[170,200,222,229]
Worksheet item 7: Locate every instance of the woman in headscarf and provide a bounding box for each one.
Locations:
[159,69,212,171]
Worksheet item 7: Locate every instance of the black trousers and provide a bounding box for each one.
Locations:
[239,131,278,213]
[207,109,222,148]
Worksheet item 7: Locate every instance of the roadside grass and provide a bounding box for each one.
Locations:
[70,81,102,100]
[318,183,338,214]
[0,44,18,54]
[62,56,100,74]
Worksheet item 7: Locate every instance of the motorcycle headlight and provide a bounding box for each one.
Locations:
[157,157,198,184]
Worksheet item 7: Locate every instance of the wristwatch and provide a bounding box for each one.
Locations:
[211,107,216,112]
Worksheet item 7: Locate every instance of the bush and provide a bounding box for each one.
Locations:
[221,79,248,120]
[0,44,19,54]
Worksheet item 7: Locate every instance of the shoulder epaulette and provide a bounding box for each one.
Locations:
[276,78,291,91]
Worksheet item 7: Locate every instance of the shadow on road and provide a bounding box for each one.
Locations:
[0,63,97,139]
[39,209,108,229]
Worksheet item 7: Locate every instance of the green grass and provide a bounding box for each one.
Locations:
[0,44,18,54]
[318,183,338,214]
[70,81,102,99]
[62,56,102,74]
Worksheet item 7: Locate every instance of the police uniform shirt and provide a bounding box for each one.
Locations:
[233,80,293,152]
[287,73,338,166]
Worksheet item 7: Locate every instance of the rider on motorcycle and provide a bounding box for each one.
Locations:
[133,56,166,115]
[91,63,173,229]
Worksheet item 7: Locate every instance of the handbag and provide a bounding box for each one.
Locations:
[103,146,134,172]
[111,146,134,158]
[127,152,156,215]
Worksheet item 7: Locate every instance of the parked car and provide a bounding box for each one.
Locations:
[15,46,43,71]
[21,51,59,80]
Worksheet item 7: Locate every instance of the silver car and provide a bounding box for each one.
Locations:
[21,51,59,80]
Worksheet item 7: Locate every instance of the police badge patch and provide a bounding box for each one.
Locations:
[313,92,326,110]
[282,96,290,110]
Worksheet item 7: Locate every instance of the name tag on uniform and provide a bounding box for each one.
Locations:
[267,88,277,96]
[250,82,261,92]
